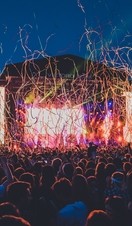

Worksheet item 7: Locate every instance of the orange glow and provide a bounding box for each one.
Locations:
[117,136,122,142]
[13,144,17,150]
[117,121,121,127]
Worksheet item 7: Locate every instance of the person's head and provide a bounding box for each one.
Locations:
[0,215,31,226]
[105,196,126,216]
[126,170,132,198]
[72,174,88,203]
[105,196,128,226]
[52,158,62,175]
[105,163,116,178]
[87,176,97,191]
[107,157,113,163]
[89,142,93,147]
[86,161,95,170]
[52,177,72,207]
[14,167,25,180]
[33,162,42,175]
[75,166,83,175]
[86,210,112,226]
[62,163,74,180]
[95,162,105,177]
[7,181,31,207]
[123,162,131,174]
[40,165,55,187]
[113,158,123,170]
[19,172,35,189]
[85,168,95,177]
[0,202,20,217]
[111,171,125,188]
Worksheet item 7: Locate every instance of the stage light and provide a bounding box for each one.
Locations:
[117,121,121,127]
[117,136,122,142]
[123,92,132,143]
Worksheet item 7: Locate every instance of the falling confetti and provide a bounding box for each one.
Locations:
[0,2,131,150]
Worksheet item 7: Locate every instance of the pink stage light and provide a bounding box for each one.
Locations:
[102,111,113,144]
[123,92,132,143]
[24,105,86,148]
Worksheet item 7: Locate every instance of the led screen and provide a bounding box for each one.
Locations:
[24,105,85,148]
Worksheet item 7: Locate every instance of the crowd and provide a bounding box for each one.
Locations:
[0,143,132,226]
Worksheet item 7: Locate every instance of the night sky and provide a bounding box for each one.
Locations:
[0,0,131,71]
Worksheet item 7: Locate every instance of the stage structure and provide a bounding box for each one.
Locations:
[0,55,131,149]
[0,87,5,144]
[123,92,132,143]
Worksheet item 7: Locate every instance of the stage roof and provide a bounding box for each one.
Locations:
[0,54,128,85]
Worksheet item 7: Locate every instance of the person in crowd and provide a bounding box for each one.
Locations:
[85,209,112,226]
[61,163,75,181]
[55,175,90,226]
[0,142,131,226]
[105,163,116,188]
[95,162,106,209]
[0,201,20,217]
[105,196,132,226]
[39,165,56,197]
[0,215,31,226]
[52,158,62,176]
[6,181,32,223]
[0,156,14,200]
[126,170,132,211]
[104,171,128,202]
[52,177,72,210]
[87,142,97,160]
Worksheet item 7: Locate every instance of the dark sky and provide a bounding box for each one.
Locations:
[0,0,131,71]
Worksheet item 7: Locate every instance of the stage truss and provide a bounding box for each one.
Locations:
[1,56,131,149]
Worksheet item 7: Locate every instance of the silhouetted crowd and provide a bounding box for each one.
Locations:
[0,143,132,226]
